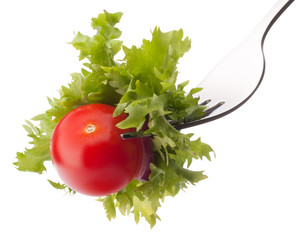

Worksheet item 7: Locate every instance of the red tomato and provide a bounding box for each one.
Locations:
[50,103,147,196]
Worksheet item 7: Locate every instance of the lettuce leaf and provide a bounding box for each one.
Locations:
[14,11,213,228]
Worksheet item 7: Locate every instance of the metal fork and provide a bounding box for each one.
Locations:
[122,0,294,140]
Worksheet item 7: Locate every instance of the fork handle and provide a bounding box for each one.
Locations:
[250,0,294,44]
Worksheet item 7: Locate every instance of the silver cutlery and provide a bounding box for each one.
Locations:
[122,0,295,139]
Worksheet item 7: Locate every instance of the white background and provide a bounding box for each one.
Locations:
[1,0,299,239]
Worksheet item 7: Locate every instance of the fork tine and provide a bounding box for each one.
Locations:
[199,99,212,105]
[203,101,225,116]
[173,101,225,130]
[121,101,226,139]
[121,131,151,140]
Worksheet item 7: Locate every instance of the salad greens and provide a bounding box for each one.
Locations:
[14,11,213,228]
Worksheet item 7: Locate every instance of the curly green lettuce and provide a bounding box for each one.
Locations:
[14,11,213,228]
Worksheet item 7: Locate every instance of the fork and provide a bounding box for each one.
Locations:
[122,0,294,139]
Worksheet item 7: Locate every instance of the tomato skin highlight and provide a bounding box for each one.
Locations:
[50,104,145,196]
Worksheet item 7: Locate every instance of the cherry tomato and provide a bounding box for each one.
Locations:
[50,103,146,196]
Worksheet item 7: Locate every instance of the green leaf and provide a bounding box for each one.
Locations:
[132,196,160,228]
[71,11,123,66]
[48,180,66,190]
[98,195,117,221]
[48,180,76,195]
[191,138,215,161]
[14,121,51,174]
[15,10,214,228]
